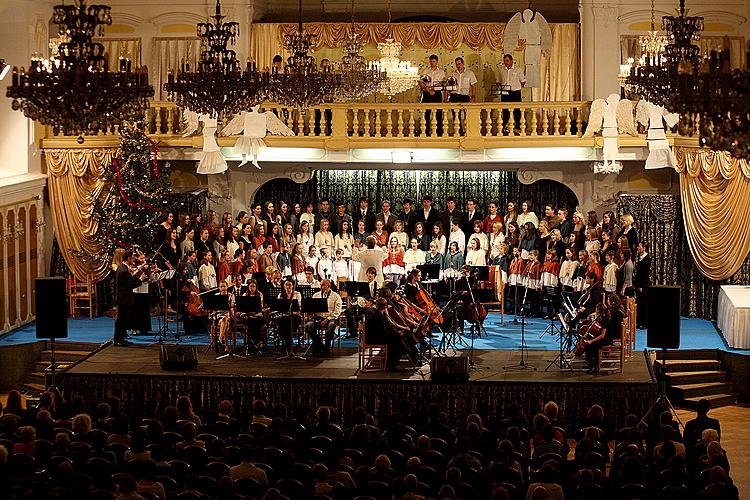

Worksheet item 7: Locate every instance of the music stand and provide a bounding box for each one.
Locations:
[269,298,304,360]
[345,281,372,338]
[201,293,230,356]
[297,285,318,299]
[301,297,330,357]
[470,266,490,281]
[235,295,262,355]
[417,264,441,281]
[540,286,563,339]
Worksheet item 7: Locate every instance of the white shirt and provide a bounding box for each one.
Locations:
[420,66,446,87]
[313,290,342,321]
[448,228,466,255]
[451,68,478,96]
[466,248,487,266]
[198,263,217,291]
[499,65,526,91]
[317,257,335,281]
[314,231,334,252]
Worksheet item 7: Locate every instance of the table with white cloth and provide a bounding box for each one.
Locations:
[717,285,750,349]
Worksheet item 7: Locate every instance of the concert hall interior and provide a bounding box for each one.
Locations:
[0,0,749,498]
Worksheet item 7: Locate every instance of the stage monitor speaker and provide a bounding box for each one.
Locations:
[35,277,68,339]
[647,285,681,349]
[430,356,469,382]
[159,345,198,370]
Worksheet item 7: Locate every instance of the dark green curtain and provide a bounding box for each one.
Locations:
[618,194,750,319]
[254,169,579,216]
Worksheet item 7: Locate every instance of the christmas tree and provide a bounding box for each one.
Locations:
[94,124,170,256]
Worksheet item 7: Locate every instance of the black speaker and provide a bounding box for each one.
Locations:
[35,277,68,339]
[430,356,469,382]
[647,285,681,349]
[159,345,198,370]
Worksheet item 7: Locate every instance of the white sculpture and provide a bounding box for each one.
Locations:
[503,8,552,88]
[585,94,637,173]
[182,110,228,175]
[636,99,679,169]
[220,105,295,168]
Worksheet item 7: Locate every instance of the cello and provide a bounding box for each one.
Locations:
[182,281,206,317]
[414,282,444,324]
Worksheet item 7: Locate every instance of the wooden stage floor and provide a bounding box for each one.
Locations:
[65,344,653,385]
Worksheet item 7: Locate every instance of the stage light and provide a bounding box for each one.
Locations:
[0,59,9,81]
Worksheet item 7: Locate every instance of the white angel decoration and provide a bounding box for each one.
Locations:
[584,94,637,173]
[503,9,552,88]
[636,100,679,169]
[220,105,295,168]
[182,110,227,175]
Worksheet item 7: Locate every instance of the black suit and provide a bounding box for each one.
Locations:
[115,263,145,344]
[440,209,464,233]
[376,212,397,233]
[634,253,651,328]
[356,209,376,233]
[462,210,483,236]
[399,210,417,236]
[416,208,439,234]
[683,415,721,446]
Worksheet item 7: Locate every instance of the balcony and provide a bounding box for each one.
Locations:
[39,100,699,153]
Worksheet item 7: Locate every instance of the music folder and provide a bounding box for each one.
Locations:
[345,281,371,298]
[202,293,229,311]
[302,297,329,314]
[235,295,261,313]
[269,298,300,313]
[417,264,441,281]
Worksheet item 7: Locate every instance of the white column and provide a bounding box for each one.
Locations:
[580,1,621,99]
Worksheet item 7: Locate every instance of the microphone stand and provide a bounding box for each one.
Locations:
[503,279,536,371]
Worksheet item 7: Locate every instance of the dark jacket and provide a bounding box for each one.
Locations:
[116,263,143,306]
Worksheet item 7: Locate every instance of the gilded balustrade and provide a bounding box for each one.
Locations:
[39,100,698,150]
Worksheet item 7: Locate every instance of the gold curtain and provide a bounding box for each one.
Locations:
[276,22,508,51]
[675,148,750,280]
[45,149,117,283]
[535,24,580,102]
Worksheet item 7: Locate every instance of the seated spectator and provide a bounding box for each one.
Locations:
[124,429,151,462]
[134,460,166,500]
[176,396,202,426]
[527,462,564,500]
[71,413,92,440]
[12,425,36,456]
[230,446,268,486]
[177,422,205,451]
[251,400,272,426]
[532,424,564,461]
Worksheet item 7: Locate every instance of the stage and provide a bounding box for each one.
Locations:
[56,342,656,431]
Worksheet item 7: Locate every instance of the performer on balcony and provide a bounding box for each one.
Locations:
[498,54,525,133]
[419,54,446,135]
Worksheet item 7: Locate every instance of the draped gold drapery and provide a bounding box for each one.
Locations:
[45,149,117,283]
[675,148,750,280]
[277,22,508,51]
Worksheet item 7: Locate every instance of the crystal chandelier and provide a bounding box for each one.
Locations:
[165,0,264,118]
[335,0,387,102]
[375,37,419,97]
[6,0,154,140]
[640,0,668,61]
[265,0,342,109]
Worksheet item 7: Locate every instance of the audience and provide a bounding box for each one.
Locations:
[0,392,736,499]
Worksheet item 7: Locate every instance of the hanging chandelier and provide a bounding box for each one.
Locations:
[375,37,419,97]
[6,0,154,140]
[165,0,264,118]
[335,1,387,102]
[265,0,342,109]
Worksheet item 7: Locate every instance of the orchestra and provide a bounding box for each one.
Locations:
[112,195,642,374]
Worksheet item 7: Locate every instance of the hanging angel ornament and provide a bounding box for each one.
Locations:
[182,110,228,175]
[636,99,679,169]
[584,94,637,174]
[220,105,295,168]
[503,8,552,88]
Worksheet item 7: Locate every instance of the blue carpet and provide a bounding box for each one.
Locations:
[1,313,746,355]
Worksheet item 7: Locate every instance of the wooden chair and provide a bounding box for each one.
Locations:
[69,273,96,319]
[626,296,637,355]
[598,318,625,373]
[357,319,387,372]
